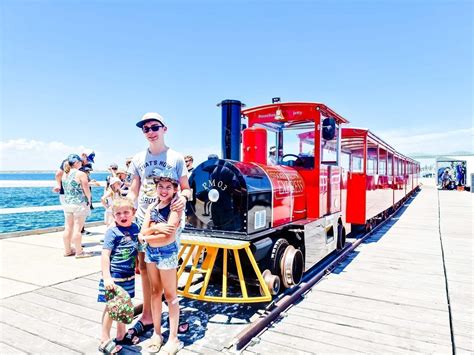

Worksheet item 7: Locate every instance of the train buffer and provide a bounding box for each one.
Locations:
[177,234,272,303]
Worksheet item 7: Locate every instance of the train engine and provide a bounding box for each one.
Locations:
[180,100,349,303]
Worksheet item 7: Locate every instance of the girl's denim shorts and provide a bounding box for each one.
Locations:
[145,242,179,270]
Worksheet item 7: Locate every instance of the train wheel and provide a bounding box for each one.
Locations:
[336,224,346,250]
[260,269,280,296]
[270,238,289,277]
[280,245,304,288]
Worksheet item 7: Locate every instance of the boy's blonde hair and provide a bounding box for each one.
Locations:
[112,197,135,212]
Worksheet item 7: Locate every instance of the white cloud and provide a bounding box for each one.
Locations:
[0,138,222,171]
[0,139,92,171]
[376,127,474,156]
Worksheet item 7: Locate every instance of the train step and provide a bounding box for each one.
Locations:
[177,234,272,303]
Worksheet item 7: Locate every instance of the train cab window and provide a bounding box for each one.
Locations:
[379,149,387,175]
[280,122,315,169]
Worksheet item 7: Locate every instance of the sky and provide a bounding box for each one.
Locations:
[1,0,472,171]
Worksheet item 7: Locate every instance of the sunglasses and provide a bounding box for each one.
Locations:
[142,125,164,133]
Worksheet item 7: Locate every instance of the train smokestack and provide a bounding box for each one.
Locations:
[218,99,244,160]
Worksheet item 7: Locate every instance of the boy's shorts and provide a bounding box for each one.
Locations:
[145,242,179,270]
[97,273,135,302]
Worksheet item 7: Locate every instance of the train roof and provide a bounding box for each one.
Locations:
[242,102,349,124]
[342,127,419,164]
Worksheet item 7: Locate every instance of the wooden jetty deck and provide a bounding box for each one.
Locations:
[1,186,472,354]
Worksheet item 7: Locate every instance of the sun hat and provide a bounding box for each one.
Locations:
[109,162,118,169]
[109,177,122,186]
[82,149,95,163]
[116,168,127,175]
[136,112,166,128]
[105,285,134,324]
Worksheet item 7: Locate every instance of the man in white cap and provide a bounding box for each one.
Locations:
[124,112,191,344]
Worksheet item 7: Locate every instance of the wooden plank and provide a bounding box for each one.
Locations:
[0,341,28,354]
[2,297,101,339]
[0,321,81,354]
[35,287,105,312]
[291,299,451,343]
[0,307,99,353]
[17,291,104,324]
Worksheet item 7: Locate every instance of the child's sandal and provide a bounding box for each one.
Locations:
[146,335,163,354]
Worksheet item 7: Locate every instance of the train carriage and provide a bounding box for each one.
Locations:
[341,128,420,230]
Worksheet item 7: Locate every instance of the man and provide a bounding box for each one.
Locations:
[268,146,277,165]
[184,155,194,174]
[124,112,191,343]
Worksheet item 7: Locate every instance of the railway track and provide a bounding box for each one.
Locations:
[228,193,416,352]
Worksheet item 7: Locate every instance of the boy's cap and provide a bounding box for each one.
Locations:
[116,168,127,175]
[109,163,118,169]
[109,177,122,186]
[136,112,166,128]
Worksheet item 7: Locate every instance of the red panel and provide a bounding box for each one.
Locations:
[319,165,328,216]
[257,165,306,227]
[346,172,366,224]
[328,166,342,214]
[242,127,267,165]
[298,169,319,218]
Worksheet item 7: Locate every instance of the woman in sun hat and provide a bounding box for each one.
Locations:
[62,154,93,258]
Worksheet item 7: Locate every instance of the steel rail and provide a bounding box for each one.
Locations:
[231,190,418,351]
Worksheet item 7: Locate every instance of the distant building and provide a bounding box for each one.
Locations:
[412,154,474,190]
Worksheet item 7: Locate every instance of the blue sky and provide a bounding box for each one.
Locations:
[1,0,472,171]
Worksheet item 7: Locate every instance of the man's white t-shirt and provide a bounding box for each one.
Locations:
[128,147,186,224]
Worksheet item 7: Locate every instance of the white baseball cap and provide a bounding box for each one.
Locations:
[136,112,166,128]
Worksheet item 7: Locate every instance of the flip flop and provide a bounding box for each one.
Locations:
[158,341,183,355]
[123,320,153,344]
[178,322,189,334]
[98,339,121,354]
[63,249,75,257]
[75,252,93,259]
[146,334,163,354]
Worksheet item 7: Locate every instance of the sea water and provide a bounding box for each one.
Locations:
[0,172,110,234]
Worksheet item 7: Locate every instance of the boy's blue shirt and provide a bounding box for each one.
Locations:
[103,223,139,276]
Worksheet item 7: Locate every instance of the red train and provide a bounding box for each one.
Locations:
[184,100,419,298]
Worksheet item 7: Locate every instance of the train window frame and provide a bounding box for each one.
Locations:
[321,121,340,166]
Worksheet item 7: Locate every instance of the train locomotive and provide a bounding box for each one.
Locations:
[178,99,419,303]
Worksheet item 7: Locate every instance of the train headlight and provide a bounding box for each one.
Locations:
[208,188,220,202]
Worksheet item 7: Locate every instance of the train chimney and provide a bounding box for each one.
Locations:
[217,99,244,161]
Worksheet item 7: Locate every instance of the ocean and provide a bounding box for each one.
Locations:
[0,172,110,234]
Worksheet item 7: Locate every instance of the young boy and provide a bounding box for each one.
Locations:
[98,198,139,354]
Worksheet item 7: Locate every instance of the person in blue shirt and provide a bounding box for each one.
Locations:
[98,198,139,354]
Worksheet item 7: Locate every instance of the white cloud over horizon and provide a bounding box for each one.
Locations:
[1,128,472,171]
[377,127,474,156]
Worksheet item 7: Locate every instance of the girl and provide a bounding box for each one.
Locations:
[139,173,183,354]
[101,177,122,227]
